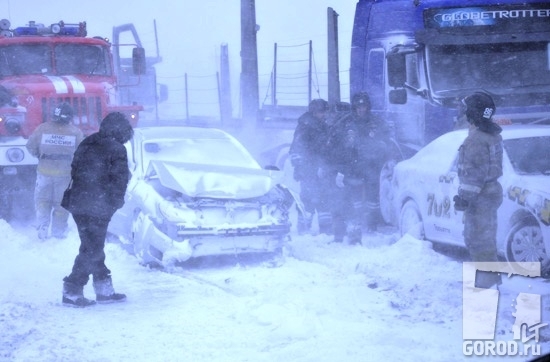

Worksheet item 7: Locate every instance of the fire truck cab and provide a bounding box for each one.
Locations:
[0,19,146,220]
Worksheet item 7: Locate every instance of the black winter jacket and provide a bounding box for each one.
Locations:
[325,112,390,181]
[289,112,330,181]
[66,132,130,218]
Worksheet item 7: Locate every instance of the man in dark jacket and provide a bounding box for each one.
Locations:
[289,99,332,234]
[325,92,391,244]
[454,92,503,289]
[61,112,134,307]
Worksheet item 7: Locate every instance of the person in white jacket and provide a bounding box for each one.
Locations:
[26,103,84,240]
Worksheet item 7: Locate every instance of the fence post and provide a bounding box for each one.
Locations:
[272,42,277,107]
[308,40,313,104]
[219,44,232,123]
[185,73,189,121]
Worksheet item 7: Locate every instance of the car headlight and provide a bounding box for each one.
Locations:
[0,114,24,135]
[6,147,24,162]
[158,200,195,224]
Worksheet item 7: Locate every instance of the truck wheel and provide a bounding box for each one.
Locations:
[399,199,425,239]
[506,219,546,264]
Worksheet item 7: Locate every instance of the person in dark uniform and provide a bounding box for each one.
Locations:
[289,99,332,235]
[324,92,391,244]
[61,112,134,307]
[454,92,503,288]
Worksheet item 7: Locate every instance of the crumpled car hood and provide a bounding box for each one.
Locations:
[148,160,282,199]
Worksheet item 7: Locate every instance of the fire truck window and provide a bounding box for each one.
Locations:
[0,45,51,76]
[55,44,110,76]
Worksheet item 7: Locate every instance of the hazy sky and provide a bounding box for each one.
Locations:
[0,0,355,117]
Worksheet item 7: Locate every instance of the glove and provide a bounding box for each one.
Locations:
[335,172,345,188]
[317,167,325,179]
[453,195,469,212]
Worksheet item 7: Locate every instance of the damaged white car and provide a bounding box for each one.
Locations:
[108,126,297,266]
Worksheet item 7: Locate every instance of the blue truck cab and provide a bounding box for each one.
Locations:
[350,0,550,158]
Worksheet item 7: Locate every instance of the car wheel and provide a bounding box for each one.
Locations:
[506,219,547,264]
[399,200,425,239]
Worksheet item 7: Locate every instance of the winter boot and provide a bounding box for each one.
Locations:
[297,211,313,235]
[93,276,127,304]
[317,211,333,235]
[62,280,96,308]
[37,222,49,240]
[347,225,362,246]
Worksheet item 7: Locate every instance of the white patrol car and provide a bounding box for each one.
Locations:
[380,125,550,270]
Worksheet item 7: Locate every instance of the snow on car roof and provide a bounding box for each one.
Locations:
[135,126,232,140]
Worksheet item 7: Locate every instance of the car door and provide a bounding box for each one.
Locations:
[429,153,464,246]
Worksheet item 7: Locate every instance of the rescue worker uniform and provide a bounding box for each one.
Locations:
[455,92,503,288]
[26,107,84,239]
[62,112,133,307]
[289,99,333,235]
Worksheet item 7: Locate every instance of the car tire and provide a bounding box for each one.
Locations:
[506,218,547,265]
[399,199,425,239]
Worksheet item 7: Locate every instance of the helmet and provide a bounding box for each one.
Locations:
[351,92,371,111]
[308,99,329,113]
[461,92,495,125]
[99,112,134,144]
[53,103,74,123]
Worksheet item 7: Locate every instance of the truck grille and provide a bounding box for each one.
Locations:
[41,97,102,131]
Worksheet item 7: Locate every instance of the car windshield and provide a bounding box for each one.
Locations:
[504,136,550,175]
[142,137,260,169]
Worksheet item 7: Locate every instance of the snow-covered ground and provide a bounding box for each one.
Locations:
[1,212,549,361]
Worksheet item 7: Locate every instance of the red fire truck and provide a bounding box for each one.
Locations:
[0,19,146,220]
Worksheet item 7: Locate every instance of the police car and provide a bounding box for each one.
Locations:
[380,125,550,270]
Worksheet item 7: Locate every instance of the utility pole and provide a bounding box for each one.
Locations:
[327,7,341,107]
[240,0,260,124]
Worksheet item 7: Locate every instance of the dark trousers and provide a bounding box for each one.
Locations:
[332,182,364,243]
[363,179,381,230]
[298,176,332,233]
[65,214,112,286]
[464,182,503,287]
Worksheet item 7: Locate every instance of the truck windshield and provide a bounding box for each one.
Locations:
[0,43,111,77]
[0,44,51,75]
[427,42,550,96]
[55,44,111,76]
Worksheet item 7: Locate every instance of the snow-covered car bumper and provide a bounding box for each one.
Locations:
[132,212,290,265]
